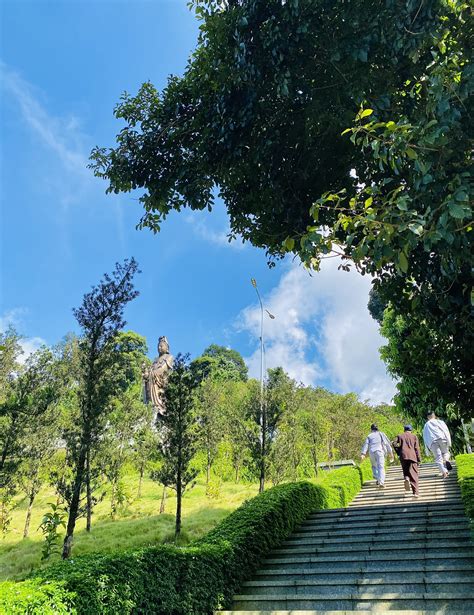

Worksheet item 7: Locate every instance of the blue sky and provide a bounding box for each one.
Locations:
[1,0,395,403]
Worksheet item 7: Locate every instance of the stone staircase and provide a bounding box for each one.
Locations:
[220,462,474,614]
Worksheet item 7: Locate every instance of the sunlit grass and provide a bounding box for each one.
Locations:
[0,470,258,581]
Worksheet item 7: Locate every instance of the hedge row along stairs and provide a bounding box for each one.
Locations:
[221,462,474,614]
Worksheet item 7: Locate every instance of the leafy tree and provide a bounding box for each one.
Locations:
[154,354,198,537]
[190,344,248,383]
[0,347,61,486]
[91,0,472,419]
[62,258,140,559]
[100,384,149,518]
[0,327,23,404]
[194,378,225,485]
[219,380,253,483]
[379,308,465,449]
[296,387,332,477]
[19,407,63,538]
[132,410,158,499]
[245,368,291,492]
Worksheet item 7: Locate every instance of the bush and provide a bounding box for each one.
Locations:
[0,579,75,615]
[0,466,364,614]
[455,453,474,519]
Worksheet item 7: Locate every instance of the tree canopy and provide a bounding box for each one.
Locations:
[91,0,472,420]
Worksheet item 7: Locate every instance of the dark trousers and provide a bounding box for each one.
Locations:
[401,460,419,495]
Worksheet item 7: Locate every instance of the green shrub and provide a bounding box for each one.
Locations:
[455,453,474,519]
[0,466,364,614]
[0,579,76,614]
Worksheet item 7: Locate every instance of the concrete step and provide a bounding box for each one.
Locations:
[298,517,469,532]
[232,593,474,612]
[281,530,471,549]
[288,522,471,545]
[240,579,474,596]
[305,507,466,523]
[351,488,460,496]
[297,517,470,532]
[263,552,474,566]
[308,502,465,518]
[253,568,474,583]
[255,563,474,578]
[351,490,461,499]
[269,541,474,561]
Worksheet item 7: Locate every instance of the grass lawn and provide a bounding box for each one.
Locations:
[0,470,258,581]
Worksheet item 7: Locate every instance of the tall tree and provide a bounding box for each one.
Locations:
[62,258,139,559]
[0,347,60,483]
[0,327,23,404]
[191,344,248,383]
[100,383,149,518]
[154,354,198,538]
[91,0,472,418]
[194,378,225,485]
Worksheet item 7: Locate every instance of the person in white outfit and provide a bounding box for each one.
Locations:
[361,424,394,488]
[422,411,452,477]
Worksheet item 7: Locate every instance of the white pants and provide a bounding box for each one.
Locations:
[369,450,385,485]
[430,439,450,474]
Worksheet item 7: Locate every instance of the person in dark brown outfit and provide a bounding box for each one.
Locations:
[393,425,421,498]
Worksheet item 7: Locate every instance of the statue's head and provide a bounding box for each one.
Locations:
[158,336,170,355]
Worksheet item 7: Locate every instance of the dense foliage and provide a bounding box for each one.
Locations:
[90,0,472,422]
[0,466,366,614]
[455,453,474,519]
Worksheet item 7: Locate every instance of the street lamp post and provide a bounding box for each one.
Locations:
[251,278,275,492]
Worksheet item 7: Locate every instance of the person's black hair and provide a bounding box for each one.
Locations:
[370,423,378,431]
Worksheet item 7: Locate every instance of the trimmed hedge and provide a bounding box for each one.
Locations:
[0,465,366,614]
[455,453,474,519]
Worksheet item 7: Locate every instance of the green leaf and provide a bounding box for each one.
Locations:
[284,237,295,251]
[406,147,417,159]
[408,222,424,236]
[360,108,373,119]
[455,191,468,202]
[398,251,409,273]
[448,202,466,219]
[364,196,373,209]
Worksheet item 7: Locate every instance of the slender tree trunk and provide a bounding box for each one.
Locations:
[23,491,36,538]
[62,443,87,559]
[137,465,144,499]
[86,449,92,532]
[311,447,319,477]
[235,464,240,483]
[175,470,182,538]
[206,448,211,485]
[0,417,17,472]
[159,485,167,514]
[110,480,116,519]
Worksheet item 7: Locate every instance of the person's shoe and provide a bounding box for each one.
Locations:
[379,483,385,489]
[375,480,380,486]
[413,494,419,499]
[443,472,449,479]
[445,460,453,471]
[404,477,411,492]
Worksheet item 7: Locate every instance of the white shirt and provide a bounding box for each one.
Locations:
[361,431,393,456]
[423,418,451,453]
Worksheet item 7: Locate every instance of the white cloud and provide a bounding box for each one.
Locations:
[184,211,246,250]
[0,309,46,364]
[1,61,89,180]
[236,259,396,405]
[1,61,126,251]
